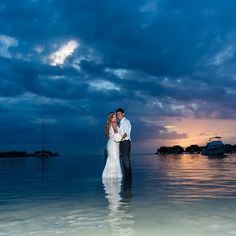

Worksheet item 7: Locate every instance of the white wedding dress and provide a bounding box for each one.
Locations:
[102,126,123,179]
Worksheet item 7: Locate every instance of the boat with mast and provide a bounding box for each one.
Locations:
[35,121,59,157]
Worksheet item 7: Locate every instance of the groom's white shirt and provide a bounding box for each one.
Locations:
[119,117,131,141]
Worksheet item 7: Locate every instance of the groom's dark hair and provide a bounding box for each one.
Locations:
[116,108,124,114]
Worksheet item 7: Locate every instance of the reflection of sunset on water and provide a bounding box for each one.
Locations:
[135,154,236,201]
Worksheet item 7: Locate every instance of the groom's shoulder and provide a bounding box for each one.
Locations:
[124,117,131,124]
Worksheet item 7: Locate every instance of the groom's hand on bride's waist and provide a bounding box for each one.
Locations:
[121,133,127,141]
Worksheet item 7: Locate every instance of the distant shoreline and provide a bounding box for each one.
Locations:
[0,150,59,158]
[156,144,236,155]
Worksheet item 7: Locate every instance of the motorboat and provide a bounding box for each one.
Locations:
[201,136,225,156]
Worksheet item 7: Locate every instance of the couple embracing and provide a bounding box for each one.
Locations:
[102,108,132,181]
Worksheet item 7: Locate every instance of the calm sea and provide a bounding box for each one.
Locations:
[0,154,236,236]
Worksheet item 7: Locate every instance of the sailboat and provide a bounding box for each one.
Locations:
[35,121,59,157]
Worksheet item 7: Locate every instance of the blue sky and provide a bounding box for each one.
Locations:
[1,0,236,154]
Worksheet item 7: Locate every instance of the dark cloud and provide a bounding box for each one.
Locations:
[132,119,188,142]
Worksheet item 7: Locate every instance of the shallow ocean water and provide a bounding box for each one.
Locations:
[0,154,236,236]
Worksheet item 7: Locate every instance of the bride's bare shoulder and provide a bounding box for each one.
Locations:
[111,123,118,132]
[109,124,113,133]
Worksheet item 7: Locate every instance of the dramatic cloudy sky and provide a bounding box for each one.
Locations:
[1,0,236,154]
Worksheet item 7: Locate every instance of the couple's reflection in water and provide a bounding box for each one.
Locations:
[103,176,134,236]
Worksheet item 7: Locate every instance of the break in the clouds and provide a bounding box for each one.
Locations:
[0,0,236,154]
[49,40,79,66]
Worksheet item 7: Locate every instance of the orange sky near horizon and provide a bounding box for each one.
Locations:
[137,117,236,152]
[169,117,236,147]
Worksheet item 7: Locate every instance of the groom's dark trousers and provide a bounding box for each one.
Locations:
[120,140,132,181]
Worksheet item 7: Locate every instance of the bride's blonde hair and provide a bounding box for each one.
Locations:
[105,112,115,138]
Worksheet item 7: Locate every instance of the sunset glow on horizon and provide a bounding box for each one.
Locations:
[136,117,236,152]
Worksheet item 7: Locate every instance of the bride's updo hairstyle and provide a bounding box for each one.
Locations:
[105,112,115,138]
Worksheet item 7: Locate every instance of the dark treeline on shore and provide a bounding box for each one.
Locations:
[0,150,59,158]
[156,144,236,154]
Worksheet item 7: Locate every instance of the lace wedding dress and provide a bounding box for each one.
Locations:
[102,126,123,179]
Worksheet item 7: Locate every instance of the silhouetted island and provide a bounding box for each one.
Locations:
[156,144,236,154]
[0,150,59,158]
[157,145,184,154]
[0,151,30,158]
[185,145,204,154]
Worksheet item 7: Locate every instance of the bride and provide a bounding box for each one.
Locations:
[102,112,123,179]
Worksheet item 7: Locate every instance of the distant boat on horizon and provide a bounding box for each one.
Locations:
[35,121,59,158]
[201,136,225,156]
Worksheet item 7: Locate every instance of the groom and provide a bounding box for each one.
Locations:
[116,108,132,181]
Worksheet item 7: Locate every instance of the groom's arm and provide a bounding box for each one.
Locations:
[121,133,127,141]
[121,120,131,141]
